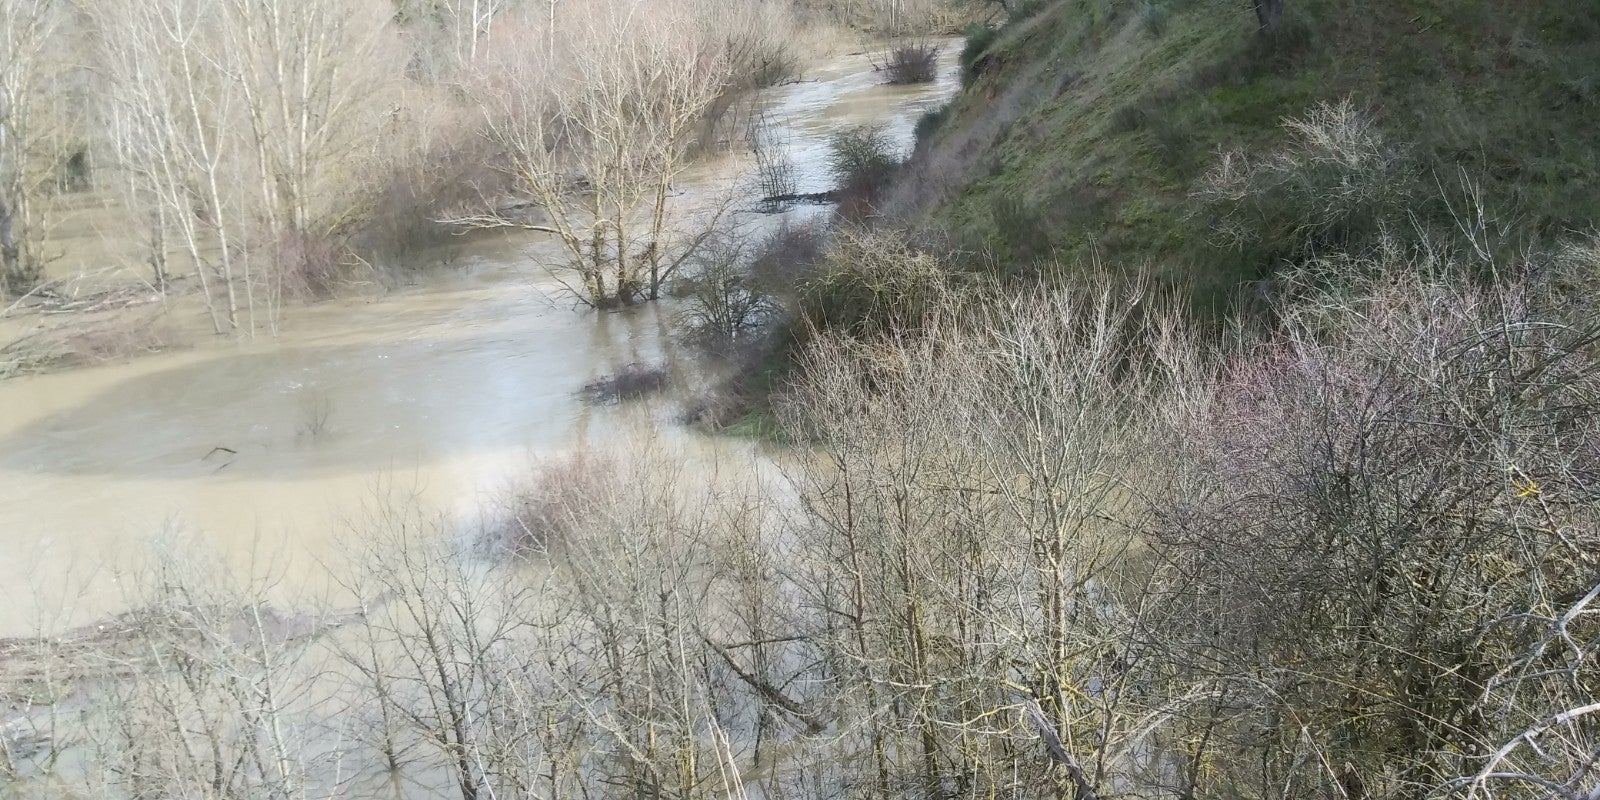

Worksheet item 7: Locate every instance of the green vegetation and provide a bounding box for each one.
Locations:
[898,0,1600,310]
[958,21,1000,82]
[688,18,1600,796]
[826,124,902,194]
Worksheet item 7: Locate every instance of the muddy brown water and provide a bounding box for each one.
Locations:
[0,43,962,637]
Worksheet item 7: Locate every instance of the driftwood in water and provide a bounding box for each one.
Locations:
[756,190,839,211]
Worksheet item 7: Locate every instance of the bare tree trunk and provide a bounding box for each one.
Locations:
[1252,0,1285,31]
[0,194,18,293]
[149,204,169,293]
[0,88,10,296]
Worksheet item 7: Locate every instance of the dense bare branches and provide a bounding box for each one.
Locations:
[773,265,1203,798]
[0,0,73,298]
[6,227,1599,800]
[85,0,402,333]
[0,0,840,333]
[1149,265,1600,797]
[1196,100,1413,257]
[454,0,735,308]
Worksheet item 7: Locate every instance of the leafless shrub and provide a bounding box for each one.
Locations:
[673,221,824,429]
[481,450,619,558]
[1151,266,1600,796]
[777,272,1200,799]
[358,126,512,268]
[2,309,181,379]
[1443,581,1600,800]
[751,120,799,206]
[878,42,941,84]
[580,361,672,405]
[826,124,902,219]
[1534,231,1600,307]
[749,218,828,292]
[797,228,952,337]
[332,443,778,800]
[826,124,900,194]
[71,539,336,800]
[270,229,360,300]
[60,312,177,364]
[676,340,782,432]
[1195,99,1413,255]
[296,388,333,439]
[674,238,781,353]
[0,329,65,381]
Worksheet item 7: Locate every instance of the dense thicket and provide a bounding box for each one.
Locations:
[3,3,1598,800]
[5,231,1597,800]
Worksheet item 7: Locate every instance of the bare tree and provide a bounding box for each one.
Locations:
[1443,582,1600,800]
[455,0,733,308]
[0,0,69,298]
[88,0,401,334]
[395,0,524,80]
[869,0,945,36]
[1151,265,1600,797]
[89,0,251,334]
[73,540,336,800]
[217,0,400,295]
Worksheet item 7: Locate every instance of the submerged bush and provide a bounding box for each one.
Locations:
[673,239,781,352]
[826,124,900,214]
[881,42,940,85]
[271,229,356,299]
[579,362,671,405]
[750,120,798,203]
[749,219,827,298]
[484,450,618,557]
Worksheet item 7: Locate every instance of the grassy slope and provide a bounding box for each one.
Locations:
[898,0,1600,311]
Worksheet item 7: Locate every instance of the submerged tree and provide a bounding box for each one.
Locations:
[454,0,732,308]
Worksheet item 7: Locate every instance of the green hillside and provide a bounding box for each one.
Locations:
[898,0,1600,309]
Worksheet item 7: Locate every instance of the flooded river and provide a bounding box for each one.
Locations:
[0,44,962,637]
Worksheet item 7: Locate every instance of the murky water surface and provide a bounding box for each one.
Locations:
[0,44,961,636]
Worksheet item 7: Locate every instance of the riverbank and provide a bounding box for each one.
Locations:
[0,41,963,639]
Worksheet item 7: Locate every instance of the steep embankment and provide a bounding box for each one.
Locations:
[898,0,1600,308]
